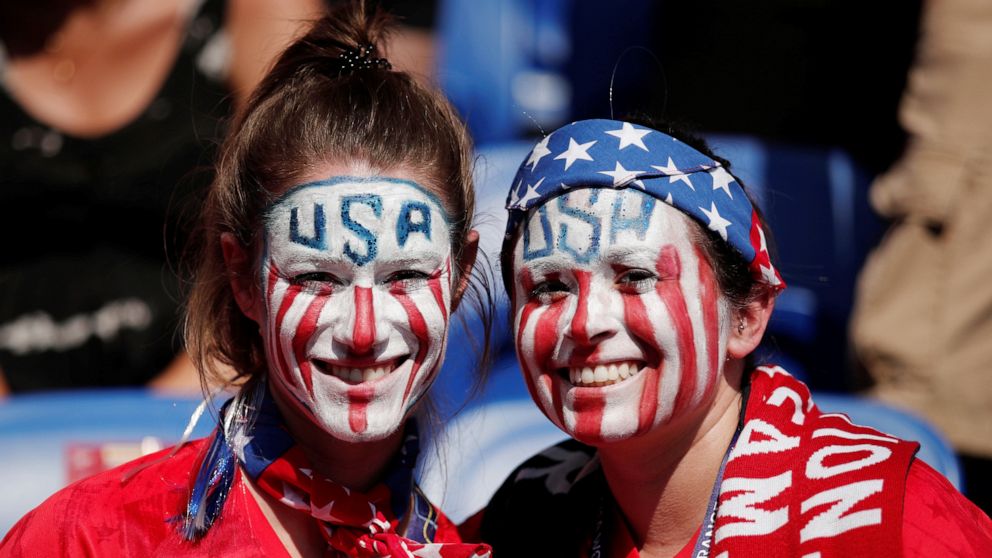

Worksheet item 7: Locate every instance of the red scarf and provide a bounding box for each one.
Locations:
[201,388,491,558]
[707,366,919,557]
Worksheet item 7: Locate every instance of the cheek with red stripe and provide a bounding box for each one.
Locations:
[260,256,453,441]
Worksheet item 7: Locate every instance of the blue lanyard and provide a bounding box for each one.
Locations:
[688,415,744,558]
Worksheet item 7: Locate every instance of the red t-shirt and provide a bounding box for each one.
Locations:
[0,438,464,557]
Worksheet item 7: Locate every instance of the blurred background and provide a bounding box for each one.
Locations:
[3,0,990,534]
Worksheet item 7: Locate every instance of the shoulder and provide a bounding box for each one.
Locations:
[0,439,209,557]
[901,459,992,557]
[481,439,600,557]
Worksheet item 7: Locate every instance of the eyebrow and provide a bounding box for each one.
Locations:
[376,250,449,266]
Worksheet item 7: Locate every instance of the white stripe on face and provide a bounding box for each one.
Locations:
[512,188,730,443]
[260,177,454,442]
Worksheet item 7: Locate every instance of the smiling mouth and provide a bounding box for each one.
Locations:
[314,358,405,385]
[564,360,645,387]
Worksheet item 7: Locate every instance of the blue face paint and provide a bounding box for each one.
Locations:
[522,204,555,261]
[289,203,327,250]
[610,193,655,244]
[396,200,433,247]
[341,194,383,266]
[556,191,602,264]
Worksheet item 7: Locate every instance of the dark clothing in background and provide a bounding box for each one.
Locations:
[0,0,230,391]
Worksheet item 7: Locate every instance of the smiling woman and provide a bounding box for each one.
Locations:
[0,2,492,557]
[477,118,992,557]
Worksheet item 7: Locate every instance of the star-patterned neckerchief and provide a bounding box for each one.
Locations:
[184,386,491,558]
[503,118,786,291]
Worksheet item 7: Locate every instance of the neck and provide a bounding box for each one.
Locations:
[598,361,746,557]
[271,388,405,492]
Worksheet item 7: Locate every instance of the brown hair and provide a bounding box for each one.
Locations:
[184,0,489,394]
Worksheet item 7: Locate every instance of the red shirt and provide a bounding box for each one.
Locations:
[0,438,464,557]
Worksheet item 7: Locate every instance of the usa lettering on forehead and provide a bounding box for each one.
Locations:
[265,176,451,270]
[520,188,664,265]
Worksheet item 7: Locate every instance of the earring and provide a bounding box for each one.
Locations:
[737,317,746,334]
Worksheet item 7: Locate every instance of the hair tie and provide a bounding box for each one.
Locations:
[336,43,391,75]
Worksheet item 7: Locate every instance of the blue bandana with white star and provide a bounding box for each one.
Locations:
[504,118,785,289]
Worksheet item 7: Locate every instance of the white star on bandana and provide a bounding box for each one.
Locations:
[652,157,695,191]
[598,161,645,187]
[554,137,597,170]
[527,135,553,170]
[700,202,732,240]
[605,122,651,151]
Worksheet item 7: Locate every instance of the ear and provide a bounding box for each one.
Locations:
[220,232,262,324]
[726,290,776,360]
[450,229,480,313]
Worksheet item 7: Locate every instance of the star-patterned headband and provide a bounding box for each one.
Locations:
[503,118,785,290]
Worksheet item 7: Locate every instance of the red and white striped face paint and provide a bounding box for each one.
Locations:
[511,188,730,444]
[260,176,454,442]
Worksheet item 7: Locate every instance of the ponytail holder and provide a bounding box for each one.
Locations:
[337,43,391,75]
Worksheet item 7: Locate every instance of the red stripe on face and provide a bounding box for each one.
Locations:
[428,261,448,322]
[571,391,606,440]
[292,294,330,398]
[273,283,303,389]
[347,385,375,433]
[517,271,567,428]
[695,246,721,400]
[515,269,545,413]
[655,245,697,417]
[569,270,606,440]
[352,287,376,355]
[622,292,663,435]
[391,291,431,402]
[570,270,593,345]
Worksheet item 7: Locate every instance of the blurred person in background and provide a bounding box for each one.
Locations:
[0,0,321,395]
[851,0,992,515]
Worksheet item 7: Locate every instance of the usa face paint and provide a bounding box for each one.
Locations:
[260,176,453,442]
[512,188,730,443]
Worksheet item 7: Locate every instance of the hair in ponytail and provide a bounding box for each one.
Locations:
[181,0,493,537]
[184,0,489,417]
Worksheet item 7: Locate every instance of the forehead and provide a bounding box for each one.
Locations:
[514,188,695,266]
[264,176,452,264]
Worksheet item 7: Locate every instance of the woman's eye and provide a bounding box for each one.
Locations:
[616,269,657,291]
[387,270,430,283]
[530,280,569,302]
[292,272,342,285]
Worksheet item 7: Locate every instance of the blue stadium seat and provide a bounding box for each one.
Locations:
[0,390,214,535]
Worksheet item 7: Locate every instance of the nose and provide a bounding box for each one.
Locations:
[568,271,619,345]
[336,286,378,355]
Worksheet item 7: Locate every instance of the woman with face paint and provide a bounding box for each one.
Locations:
[0,3,492,557]
[476,118,992,557]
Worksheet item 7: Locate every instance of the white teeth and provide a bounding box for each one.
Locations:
[581,367,595,385]
[327,363,396,383]
[568,361,643,387]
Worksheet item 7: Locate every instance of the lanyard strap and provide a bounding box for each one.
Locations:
[688,412,745,558]
[591,382,751,558]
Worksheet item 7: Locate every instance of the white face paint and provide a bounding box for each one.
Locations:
[512,188,730,443]
[260,176,453,442]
